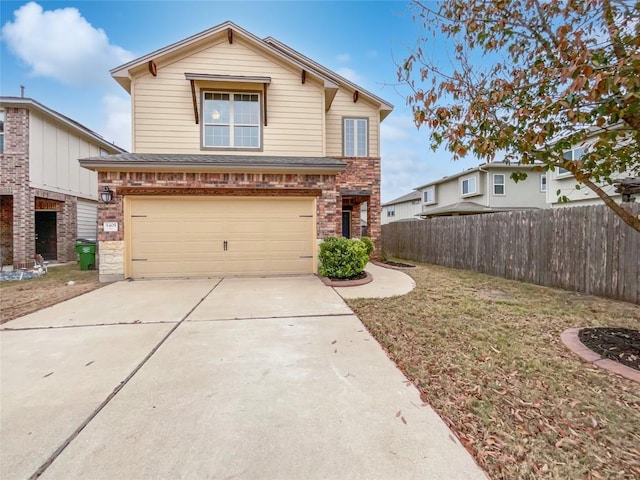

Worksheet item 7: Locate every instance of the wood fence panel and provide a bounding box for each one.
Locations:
[382,204,640,304]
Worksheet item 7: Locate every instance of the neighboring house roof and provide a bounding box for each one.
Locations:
[79,153,346,172]
[0,96,126,153]
[415,162,539,190]
[109,21,393,121]
[381,191,421,207]
[419,201,540,218]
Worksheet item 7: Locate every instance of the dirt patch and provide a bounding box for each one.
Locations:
[346,262,640,479]
[1,264,103,324]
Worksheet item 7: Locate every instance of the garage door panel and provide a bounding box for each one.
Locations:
[128,197,315,278]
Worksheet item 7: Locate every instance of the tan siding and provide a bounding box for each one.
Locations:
[132,38,324,155]
[326,89,380,157]
[28,111,101,199]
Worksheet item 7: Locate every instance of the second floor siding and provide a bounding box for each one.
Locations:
[28,110,100,199]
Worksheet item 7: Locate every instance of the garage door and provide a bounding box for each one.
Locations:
[127,196,316,278]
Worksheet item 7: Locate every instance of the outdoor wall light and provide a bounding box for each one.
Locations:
[100,186,114,204]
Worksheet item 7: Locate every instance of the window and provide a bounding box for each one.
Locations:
[343,118,368,157]
[461,176,477,196]
[423,188,435,204]
[99,148,109,157]
[203,92,260,148]
[493,174,505,195]
[386,205,395,217]
[541,173,547,191]
[0,110,4,154]
[559,147,585,176]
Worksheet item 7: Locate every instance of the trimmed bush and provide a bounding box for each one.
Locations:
[318,236,370,279]
[361,236,375,256]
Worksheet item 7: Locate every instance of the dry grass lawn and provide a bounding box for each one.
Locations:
[1,264,102,324]
[346,262,640,480]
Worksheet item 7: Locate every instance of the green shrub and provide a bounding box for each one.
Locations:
[360,236,375,256]
[318,236,370,279]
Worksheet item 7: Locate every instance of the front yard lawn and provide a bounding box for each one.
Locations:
[346,262,640,480]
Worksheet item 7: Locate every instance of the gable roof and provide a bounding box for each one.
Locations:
[0,96,126,153]
[381,190,421,207]
[110,21,392,121]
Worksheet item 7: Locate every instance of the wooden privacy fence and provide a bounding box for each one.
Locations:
[382,204,640,304]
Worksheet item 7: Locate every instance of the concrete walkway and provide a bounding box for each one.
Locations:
[334,262,416,299]
[1,274,485,480]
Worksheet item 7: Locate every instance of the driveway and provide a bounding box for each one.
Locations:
[1,275,486,480]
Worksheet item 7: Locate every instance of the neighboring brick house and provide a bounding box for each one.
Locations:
[0,97,125,268]
[80,21,393,281]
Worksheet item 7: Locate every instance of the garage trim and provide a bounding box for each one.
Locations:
[117,186,322,197]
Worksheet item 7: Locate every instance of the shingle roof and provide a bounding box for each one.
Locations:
[79,153,346,171]
[381,190,421,207]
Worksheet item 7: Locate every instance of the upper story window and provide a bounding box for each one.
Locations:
[344,118,368,157]
[0,110,4,154]
[386,205,395,217]
[541,173,547,191]
[461,176,478,196]
[203,92,260,149]
[559,146,585,176]
[423,188,435,204]
[493,174,505,195]
[99,148,109,157]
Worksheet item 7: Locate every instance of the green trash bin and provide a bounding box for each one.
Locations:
[75,242,96,270]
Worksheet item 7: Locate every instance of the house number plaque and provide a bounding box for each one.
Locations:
[103,222,118,232]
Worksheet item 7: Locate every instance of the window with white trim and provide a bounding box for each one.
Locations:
[423,188,435,204]
[344,118,368,157]
[386,205,395,217]
[559,146,584,176]
[493,174,505,195]
[0,110,4,154]
[203,92,260,148]
[461,176,477,196]
[540,173,547,191]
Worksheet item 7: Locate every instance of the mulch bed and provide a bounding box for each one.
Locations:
[328,271,368,281]
[578,327,640,371]
[376,260,415,268]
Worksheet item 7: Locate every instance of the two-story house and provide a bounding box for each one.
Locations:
[0,97,125,268]
[547,144,630,207]
[381,191,421,224]
[80,22,393,282]
[415,162,548,218]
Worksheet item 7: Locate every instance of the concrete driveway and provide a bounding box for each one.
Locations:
[1,275,486,480]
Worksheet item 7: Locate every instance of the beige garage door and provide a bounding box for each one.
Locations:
[127,196,315,278]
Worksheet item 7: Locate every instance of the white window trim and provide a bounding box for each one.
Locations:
[201,91,262,150]
[343,117,368,157]
[558,146,584,178]
[492,174,506,196]
[423,188,436,205]
[386,205,395,217]
[540,173,547,192]
[460,175,479,197]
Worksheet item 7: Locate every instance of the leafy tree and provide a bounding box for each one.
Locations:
[400,0,640,231]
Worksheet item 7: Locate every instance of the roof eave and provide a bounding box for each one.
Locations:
[78,160,346,174]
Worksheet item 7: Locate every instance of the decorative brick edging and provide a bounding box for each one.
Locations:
[560,328,640,383]
[371,260,416,271]
[319,271,373,287]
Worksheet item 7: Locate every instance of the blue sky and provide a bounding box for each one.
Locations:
[0,0,481,202]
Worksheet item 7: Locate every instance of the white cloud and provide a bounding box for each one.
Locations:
[380,114,420,143]
[2,2,134,86]
[335,67,363,84]
[336,53,351,63]
[101,95,131,151]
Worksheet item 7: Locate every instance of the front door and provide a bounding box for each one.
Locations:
[342,211,351,238]
[35,211,57,260]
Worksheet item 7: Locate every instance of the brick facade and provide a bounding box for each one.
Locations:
[97,162,379,245]
[0,106,78,266]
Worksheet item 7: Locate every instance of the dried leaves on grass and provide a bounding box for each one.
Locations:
[0,265,102,323]
[346,263,640,480]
